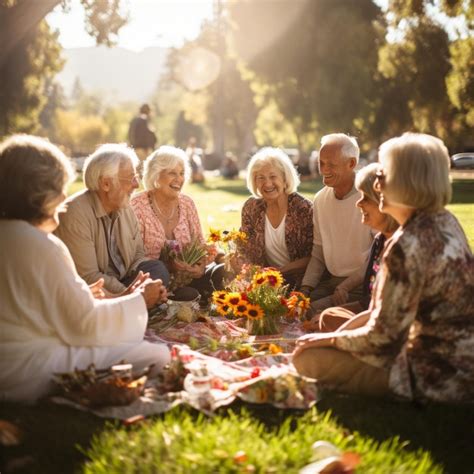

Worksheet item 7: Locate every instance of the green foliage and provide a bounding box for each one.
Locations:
[229,0,383,143]
[0,17,63,135]
[82,408,442,473]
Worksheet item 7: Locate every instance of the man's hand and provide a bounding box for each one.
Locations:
[121,271,150,296]
[332,286,349,306]
[140,279,168,309]
[89,278,106,299]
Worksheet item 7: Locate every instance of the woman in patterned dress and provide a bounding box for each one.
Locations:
[293,133,474,402]
[131,146,223,301]
[239,147,313,289]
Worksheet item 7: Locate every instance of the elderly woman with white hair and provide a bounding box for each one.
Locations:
[131,145,223,301]
[0,135,170,403]
[239,147,313,288]
[293,133,474,403]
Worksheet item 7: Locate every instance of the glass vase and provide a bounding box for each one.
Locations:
[247,315,280,336]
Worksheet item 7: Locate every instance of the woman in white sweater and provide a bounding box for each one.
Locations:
[0,135,170,403]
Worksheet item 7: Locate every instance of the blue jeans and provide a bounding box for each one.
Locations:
[122,259,170,288]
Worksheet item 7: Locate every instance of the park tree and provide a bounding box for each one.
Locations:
[163,19,258,157]
[0,0,128,137]
[378,0,474,150]
[228,0,384,150]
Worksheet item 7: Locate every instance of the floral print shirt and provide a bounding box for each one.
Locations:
[335,210,474,402]
[131,191,204,259]
[240,193,313,266]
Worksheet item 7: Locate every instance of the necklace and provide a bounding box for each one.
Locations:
[151,194,177,224]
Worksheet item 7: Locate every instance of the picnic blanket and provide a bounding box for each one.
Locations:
[51,345,319,419]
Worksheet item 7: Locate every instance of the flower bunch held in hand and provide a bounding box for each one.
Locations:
[207,228,247,276]
[212,265,308,335]
[161,237,209,290]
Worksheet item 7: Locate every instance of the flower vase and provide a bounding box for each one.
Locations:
[247,315,280,336]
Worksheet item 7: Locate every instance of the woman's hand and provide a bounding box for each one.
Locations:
[172,259,205,279]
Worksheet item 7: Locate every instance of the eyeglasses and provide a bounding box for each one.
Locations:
[118,173,140,186]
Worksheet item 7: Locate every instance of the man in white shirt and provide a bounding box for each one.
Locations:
[300,134,373,311]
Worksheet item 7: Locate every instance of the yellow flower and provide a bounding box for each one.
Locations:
[216,303,231,316]
[224,292,243,308]
[212,290,227,305]
[252,269,283,289]
[233,300,249,318]
[246,303,264,320]
[268,343,283,354]
[207,228,222,243]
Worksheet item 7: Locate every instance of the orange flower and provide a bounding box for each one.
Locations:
[268,343,283,354]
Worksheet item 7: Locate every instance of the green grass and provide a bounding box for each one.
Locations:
[1,175,472,473]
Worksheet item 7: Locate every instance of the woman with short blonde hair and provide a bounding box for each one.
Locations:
[294,133,473,403]
[240,147,313,288]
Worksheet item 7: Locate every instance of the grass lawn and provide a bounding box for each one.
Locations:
[1,175,472,473]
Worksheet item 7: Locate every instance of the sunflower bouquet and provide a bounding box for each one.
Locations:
[212,265,310,336]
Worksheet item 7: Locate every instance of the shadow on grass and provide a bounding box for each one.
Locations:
[1,396,473,473]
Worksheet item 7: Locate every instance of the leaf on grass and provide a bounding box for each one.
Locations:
[0,420,23,446]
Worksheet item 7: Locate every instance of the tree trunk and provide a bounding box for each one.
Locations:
[0,0,61,68]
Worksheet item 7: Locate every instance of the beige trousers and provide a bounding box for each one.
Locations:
[293,347,390,397]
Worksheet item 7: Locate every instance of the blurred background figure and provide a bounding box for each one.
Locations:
[220,151,239,179]
[128,103,157,170]
[185,136,205,183]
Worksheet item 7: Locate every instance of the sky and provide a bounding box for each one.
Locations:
[46,0,215,51]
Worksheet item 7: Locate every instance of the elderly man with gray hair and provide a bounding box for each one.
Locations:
[55,144,169,307]
[301,133,373,314]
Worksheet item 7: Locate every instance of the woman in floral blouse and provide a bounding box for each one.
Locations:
[131,146,223,300]
[294,133,474,402]
[239,147,313,288]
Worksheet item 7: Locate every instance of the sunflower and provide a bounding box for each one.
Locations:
[264,269,283,288]
[246,303,264,320]
[251,272,267,287]
[233,300,250,318]
[207,228,222,243]
[224,292,242,308]
[212,290,227,305]
[215,303,231,317]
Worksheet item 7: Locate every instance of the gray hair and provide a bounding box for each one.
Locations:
[246,147,300,198]
[0,134,75,224]
[321,133,360,163]
[143,145,190,190]
[83,143,139,191]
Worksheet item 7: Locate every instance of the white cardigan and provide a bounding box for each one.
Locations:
[0,220,169,402]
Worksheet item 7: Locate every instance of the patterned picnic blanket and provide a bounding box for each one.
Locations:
[51,314,318,419]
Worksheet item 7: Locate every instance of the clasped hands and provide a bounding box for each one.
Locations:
[171,258,206,279]
[89,271,168,309]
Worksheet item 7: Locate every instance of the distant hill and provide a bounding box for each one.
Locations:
[57,46,169,102]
